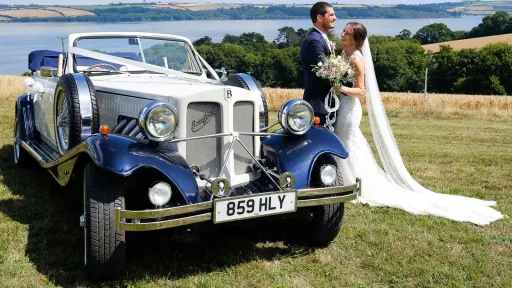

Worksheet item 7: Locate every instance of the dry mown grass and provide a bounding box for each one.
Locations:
[0,76,25,105]
[422,33,512,52]
[149,4,187,10]
[176,3,241,11]
[264,87,512,120]
[47,7,96,17]
[0,9,62,18]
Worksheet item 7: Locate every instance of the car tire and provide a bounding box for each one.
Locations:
[54,74,99,155]
[13,111,33,167]
[288,154,345,247]
[83,163,126,281]
[223,74,269,128]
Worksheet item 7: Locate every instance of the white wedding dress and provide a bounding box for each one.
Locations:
[333,39,505,225]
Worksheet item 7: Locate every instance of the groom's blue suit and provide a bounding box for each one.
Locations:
[300,29,332,122]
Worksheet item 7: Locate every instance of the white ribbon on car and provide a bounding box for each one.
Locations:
[69,47,218,85]
[323,87,339,132]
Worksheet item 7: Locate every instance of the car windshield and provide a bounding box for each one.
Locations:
[74,37,202,75]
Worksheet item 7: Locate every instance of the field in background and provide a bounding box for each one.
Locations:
[149,4,187,10]
[176,3,241,11]
[264,88,512,120]
[0,9,62,18]
[422,33,512,52]
[0,75,510,286]
[47,7,95,17]
[449,0,512,15]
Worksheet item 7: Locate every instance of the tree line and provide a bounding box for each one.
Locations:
[1,4,460,23]
[195,11,512,95]
[409,11,512,44]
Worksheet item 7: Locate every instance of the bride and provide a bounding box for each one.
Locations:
[331,22,504,225]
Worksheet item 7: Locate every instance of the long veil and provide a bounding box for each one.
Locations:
[360,38,503,209]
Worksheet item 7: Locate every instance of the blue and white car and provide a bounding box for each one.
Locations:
[14,32,360,281]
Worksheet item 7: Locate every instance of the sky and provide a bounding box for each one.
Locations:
[0,0,468,6]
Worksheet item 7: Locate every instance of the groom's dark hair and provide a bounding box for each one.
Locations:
[310,2,332,23]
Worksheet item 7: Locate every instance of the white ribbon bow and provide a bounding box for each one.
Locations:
[323,87,339,132]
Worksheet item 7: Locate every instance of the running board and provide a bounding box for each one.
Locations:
[23,140,60,164]
[21,140,82,186]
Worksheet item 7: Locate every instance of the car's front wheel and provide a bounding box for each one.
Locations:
[287,154,345,247]
[82,163,126,281]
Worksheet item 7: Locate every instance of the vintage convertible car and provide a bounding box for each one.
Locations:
[14,32,360,281]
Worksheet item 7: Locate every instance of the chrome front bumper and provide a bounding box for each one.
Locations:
[114,178,361,232]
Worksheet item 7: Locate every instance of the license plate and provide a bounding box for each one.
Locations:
[213,191,297,224]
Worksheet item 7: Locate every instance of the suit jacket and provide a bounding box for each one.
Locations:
[300,29,332,115]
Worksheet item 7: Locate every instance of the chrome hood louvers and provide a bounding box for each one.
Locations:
[112,116,146,139]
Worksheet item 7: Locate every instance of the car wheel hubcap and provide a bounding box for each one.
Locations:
[56,92,70,152]
[13,119,20,163]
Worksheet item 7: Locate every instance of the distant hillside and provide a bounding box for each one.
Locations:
[449,0,512,15]
[0,2,462,22]
[422,33,512,52]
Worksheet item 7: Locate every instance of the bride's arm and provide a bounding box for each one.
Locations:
[335,57,365,101]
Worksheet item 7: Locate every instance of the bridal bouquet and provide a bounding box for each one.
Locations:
[311,54,355,131]
[311,54,355,87]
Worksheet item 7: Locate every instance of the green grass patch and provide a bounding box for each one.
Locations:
[0,106,510,286]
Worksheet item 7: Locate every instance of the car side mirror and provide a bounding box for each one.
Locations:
[215,67,228,81]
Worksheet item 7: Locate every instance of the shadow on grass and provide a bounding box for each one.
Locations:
[0,144,315,286]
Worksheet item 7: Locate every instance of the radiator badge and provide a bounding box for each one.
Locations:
[191,108,216,132]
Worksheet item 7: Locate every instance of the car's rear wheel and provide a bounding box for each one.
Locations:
[54,74,99,155]
[13,113,32,167]
[83,163,126,281]
[287,154,345,247]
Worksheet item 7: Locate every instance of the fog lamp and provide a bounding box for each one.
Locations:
[148,182,172,206]
[320,165,337,186]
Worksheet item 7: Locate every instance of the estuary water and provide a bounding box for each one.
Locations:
[0,16,483,75]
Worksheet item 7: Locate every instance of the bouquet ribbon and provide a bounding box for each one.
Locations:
[323,87,340,132]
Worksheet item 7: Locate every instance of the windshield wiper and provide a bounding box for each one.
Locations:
[180,70,202,75]
[129,70,165,74]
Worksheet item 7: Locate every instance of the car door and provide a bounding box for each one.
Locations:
[32,70,59,150]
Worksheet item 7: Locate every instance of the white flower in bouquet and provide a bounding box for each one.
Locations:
[311,54,355,87]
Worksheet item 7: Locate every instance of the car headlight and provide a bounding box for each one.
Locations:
[139,101,179,141]
[278,100,314,135]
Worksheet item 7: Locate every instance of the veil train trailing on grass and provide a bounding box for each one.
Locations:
[334,38,505,225]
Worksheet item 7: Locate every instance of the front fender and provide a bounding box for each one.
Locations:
[261,128,348,189]
[82,134,199,204]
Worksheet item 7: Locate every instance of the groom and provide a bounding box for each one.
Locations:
[300,2,336,125]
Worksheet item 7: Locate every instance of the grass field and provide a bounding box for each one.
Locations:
[0,8,62,18]
[176,3,242,11]
[264,88,512,120]
[47,7,96,17]
[0,76,511,287]
[422,33,512,53]
[450,0,512,15]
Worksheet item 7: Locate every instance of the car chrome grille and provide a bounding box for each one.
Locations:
[186,102,222,178]
[234,101,255,175]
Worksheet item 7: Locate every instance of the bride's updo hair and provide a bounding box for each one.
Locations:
[346,22,367,50]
